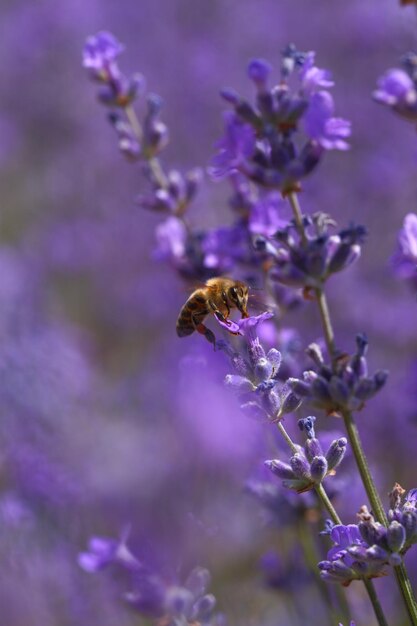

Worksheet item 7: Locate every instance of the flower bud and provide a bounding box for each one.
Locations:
[329,376,349,406]
[290,453,311,481]
[224,374,255,393]
[305,437,322,461]
[305,343,324,366]
[325,438,347,471]
[279,390,302,415]
[254,358,273,381]
[298,415,316,439]
[310,456,328,482]
[387,521,406,553]
[287,378,311,397]
[401,511,417,541]
[265,460,295,480]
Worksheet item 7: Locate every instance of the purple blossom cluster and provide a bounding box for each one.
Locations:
[210,47,351,195]
[265,416,347,493]
[288,336,388,415]
[255,213,366,291]
[320,485,417,586]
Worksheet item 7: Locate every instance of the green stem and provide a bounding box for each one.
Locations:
[276,421,298,454]
[393,562,417,626]
[287,191,308,245]
[341,409,387,525]
[125,104,143,142]
[315,287,336,363]
[315,483,341,526]
[297,522,348,625]
[125,105,169,190]
[276,422,341,524]
[286,191,417,625]
[363,579,389,626]
[277,422,386,626]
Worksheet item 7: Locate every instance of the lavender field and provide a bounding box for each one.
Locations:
[2,0,417,624]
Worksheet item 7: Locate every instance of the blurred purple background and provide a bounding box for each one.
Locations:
[1,0,417,624]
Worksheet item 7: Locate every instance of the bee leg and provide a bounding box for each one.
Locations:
[208,300,231,326]
[192,314,216,347]
[221,291,230,317]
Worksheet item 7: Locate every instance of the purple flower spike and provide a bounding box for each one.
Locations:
[83,31,124,81]
[304,91,351,150]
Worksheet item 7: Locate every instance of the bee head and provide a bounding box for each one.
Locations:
[228,282,249,318]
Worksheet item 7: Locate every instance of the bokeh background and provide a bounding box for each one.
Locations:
[1,0,417,624]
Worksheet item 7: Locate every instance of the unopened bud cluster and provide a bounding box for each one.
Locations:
[319,485,417,586]
[265,416,347,493]
[288,336,388,415]
[255,213,366,290]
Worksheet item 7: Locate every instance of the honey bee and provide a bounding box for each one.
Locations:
[176,278,249,343]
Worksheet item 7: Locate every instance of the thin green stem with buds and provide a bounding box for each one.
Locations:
[275,420,389,626]
[125,104,169,190]
[287,190,417,626]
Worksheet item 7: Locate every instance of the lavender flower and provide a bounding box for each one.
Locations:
[248,192,288,237]
[303,91,351,150]
[388,484,417,553]
[83,32,124,81]
[392,213,417,290]
[318,522,387,585]
[320,487,417,589]
[83,30,175,202]
[374,53,417,123]
[259,213,366,290]
[265,422,347,493]
[219,312,302,420]
[210,47,350,194]
[83,31,143,108]
[288,336,388,415]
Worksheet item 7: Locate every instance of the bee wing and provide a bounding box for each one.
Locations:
[247,292,274,311]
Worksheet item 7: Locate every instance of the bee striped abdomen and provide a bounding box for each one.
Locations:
[176,291,208,337]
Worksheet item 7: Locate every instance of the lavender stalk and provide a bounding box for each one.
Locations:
[275,420,388,626]
[287,190,417,626]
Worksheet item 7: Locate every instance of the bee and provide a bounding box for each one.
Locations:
[176,278,249,343]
